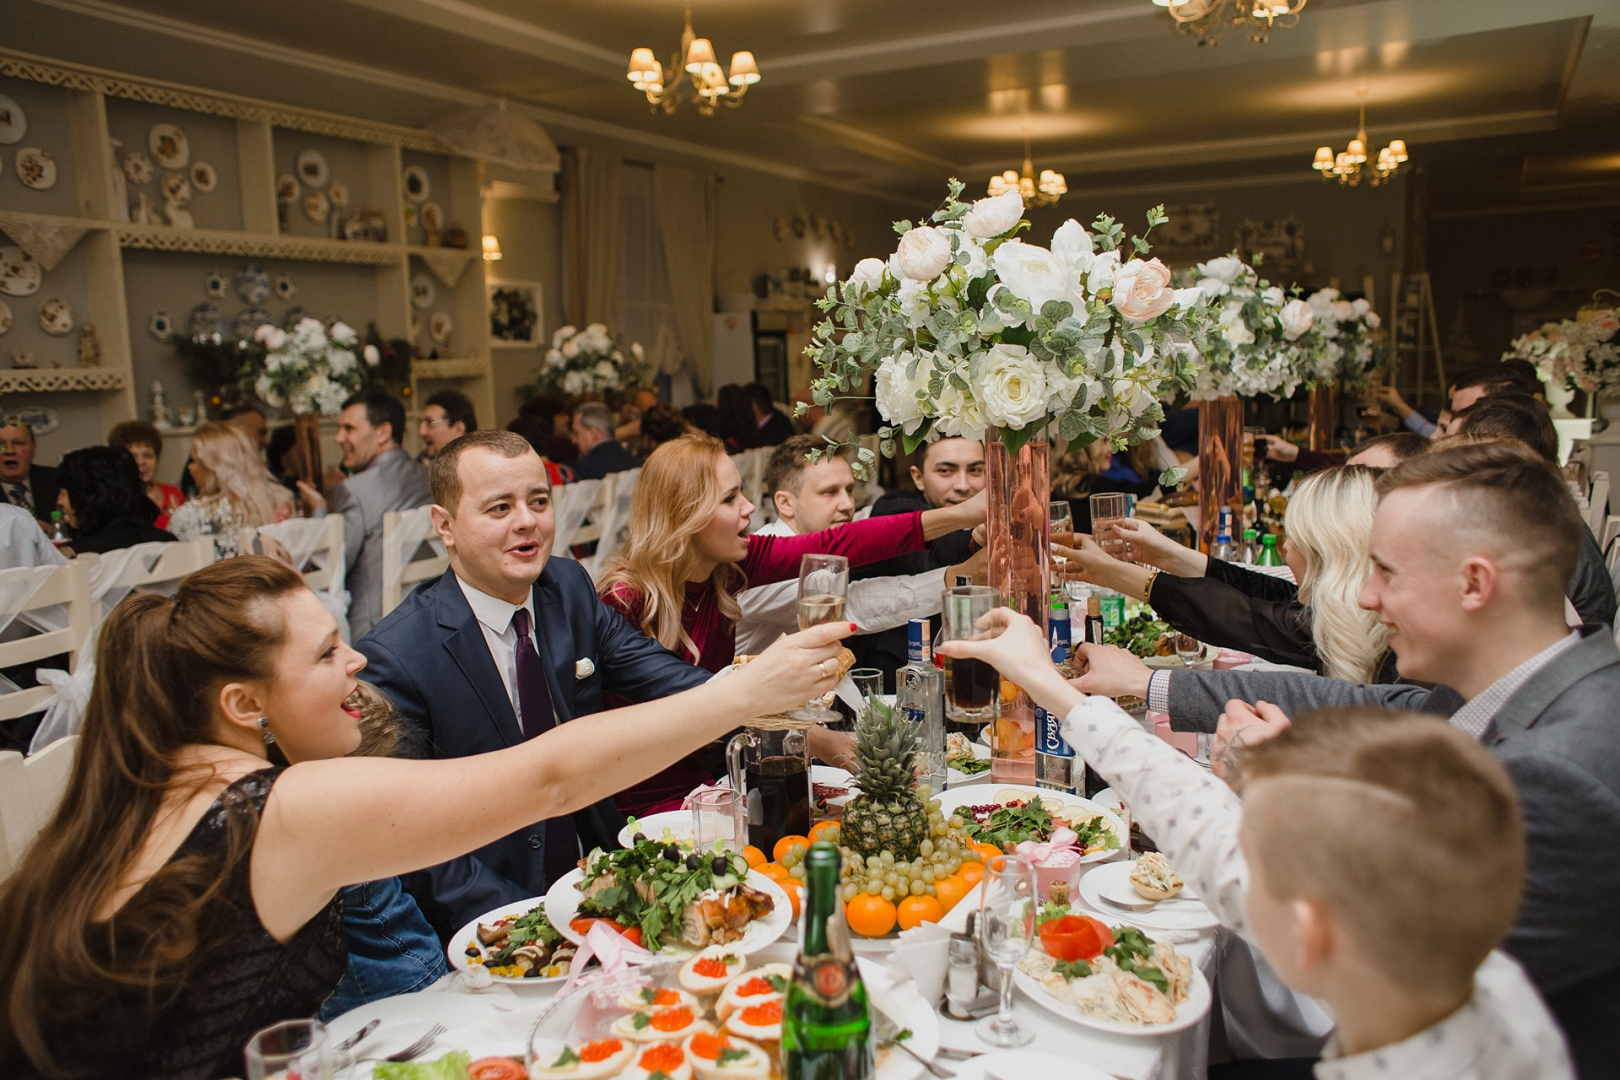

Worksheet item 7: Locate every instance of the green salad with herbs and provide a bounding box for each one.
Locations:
[1104,612,1174,658]
[577,838,754,947]
[952,795,1120,853]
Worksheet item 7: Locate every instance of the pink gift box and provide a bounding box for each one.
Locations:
[1213,649,1255,670]
[1032,848,1082,898]
[1150,710,1199,758]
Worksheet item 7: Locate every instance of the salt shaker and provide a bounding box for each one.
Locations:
[946,933,979,1012]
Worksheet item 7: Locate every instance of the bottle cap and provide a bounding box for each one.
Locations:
[1262,534,1277,545]
[1243,528,1258,539]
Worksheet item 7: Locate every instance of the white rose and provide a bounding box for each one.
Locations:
[1051,219,1095,268]
[897,278,933,330]
[585,322,608,337]
[934,379,987,443]
[545,348,566,369]
[848,257,887,294]
[258,327,288,351]
[330,321,358,345]
[1220,304,1256,348]
[1045,364,1092,414]
[552,325,576,348]
[562,369,587,395]
[363,344,380,367]
[895,226,953,281]
[1172,287,1205,311]
[1350,298,1371,318]
[1279,297,1315,341]
[1330,300,1354,323]
[962,191,1024,239]
[1261,286,1286,308]
[1365,312,1382,330]
[562,338,580,359]
[1086,249,1121,294]
[978,344,1048,429]
[992,240,1080,317]
[874,352,931,433]
[1197,256,1246,284]
[1111,258,1175,321]
[1197,276,1231,300]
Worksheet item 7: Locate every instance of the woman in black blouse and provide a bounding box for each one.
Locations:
[55,446,176,555]
[1059,465,1394,683]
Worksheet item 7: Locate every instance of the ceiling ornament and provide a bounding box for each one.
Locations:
[627,4,759,116]
[427,101,559,172]
[987,130,1066,208]
[1312,90,1408,188]
[1150,0,1307,45]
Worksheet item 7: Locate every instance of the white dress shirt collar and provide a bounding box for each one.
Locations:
[456,572,535,637]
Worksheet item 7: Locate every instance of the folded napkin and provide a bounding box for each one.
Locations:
[448,963,521,1009]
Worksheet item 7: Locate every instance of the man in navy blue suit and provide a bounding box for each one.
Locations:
[358,429,708,937]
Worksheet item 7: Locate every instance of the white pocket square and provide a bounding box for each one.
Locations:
[575,657,595,680]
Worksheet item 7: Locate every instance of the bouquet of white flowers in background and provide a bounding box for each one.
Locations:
[1305,287,1384,388]
[244,318,380,416]
[806,179,1217,475]
[1507,309,1620,395]
[537,323,645,397]
[1186,254,1324,401]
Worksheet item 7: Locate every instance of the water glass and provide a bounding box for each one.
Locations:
[245,1019,331,1080]
[849,667,884,712]
[942,585,1000,725]
[692,787,745,852]
[1175,633,1202,667]
[1048,500,1073,540]
[975,853,1037,1048]
[1090,492,1130,561]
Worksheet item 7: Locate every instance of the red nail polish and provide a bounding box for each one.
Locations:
[848,622,858,632]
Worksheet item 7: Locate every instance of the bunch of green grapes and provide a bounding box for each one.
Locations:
[807,801,980,904]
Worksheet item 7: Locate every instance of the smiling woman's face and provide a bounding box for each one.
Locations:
[256,589,368,763]
[693,454,754,569]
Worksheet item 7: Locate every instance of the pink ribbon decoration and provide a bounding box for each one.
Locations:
[561,920,660,994]
[1013,826,1080,866]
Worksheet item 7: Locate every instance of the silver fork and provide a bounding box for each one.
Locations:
[380,1023,445,1063]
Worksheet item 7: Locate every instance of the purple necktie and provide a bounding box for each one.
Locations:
[512,607,578,883]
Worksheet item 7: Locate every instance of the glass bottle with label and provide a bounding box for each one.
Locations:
[897,618,946,795]
[782,842,873,1080]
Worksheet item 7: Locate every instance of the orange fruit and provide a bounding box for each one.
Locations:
[972,841,1004,863]
[845,893,898,938]
[809,821,841,842]
[773,835,811,864]
[779,879,803,919]
[958,861,985,887]
[897,895,945,931]
[759,862,791,883]
[933,874,971,913]
[742,845,767,869]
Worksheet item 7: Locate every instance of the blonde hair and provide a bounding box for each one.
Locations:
[1284,465,1388,682]
[189,422,292,528]
[1237,708,1523,990]
[596,434,742,661]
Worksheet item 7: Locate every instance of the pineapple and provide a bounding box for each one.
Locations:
[840,696,931,862]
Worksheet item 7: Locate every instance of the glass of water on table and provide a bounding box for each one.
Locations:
[1090,492,1130,561]
[794,554,848,721]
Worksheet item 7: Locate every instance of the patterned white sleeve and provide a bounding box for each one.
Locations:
[1061,696,1253,938]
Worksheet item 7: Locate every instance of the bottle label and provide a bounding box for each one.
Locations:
[1035,706,1073,757]
[814,960,848,1001]
[901,705,925,727]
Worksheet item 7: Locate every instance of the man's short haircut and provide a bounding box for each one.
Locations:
[342,389,406,446]
[1377,441,1582,600]
[764,434,847,499]
[1451,393,1558,464]
[108,420,164,455]
[425,389,478,434]
[1347,431,1428,464]
[429,429,538,514]
[1452,361,1539,398]
[640,403,686,447]
[572,401,616,438]
[918,435,982,469]
[743,382,776,414]
[1237,708,1523,990]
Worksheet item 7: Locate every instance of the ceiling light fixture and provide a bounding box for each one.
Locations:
[627,5,759,116]
[1150,0,1307,45]
[988,129,1067,207]
[1312,89,1408,187]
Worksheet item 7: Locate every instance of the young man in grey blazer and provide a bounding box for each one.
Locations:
[1075,441,1619,1077]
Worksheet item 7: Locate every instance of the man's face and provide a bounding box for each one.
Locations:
[1359,488,1469,685]
[911,439,985,507]
[1451,385,1489,413]
[0,424,35,482]
[335,404,391,471]
[231,410,268,450]
[777,457,856,535]
[434,447,555,605]
[418,405,465,459]
[572,415,601,453]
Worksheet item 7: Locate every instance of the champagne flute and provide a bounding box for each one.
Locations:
[795,554,849,720]
[975,853,1037,1048]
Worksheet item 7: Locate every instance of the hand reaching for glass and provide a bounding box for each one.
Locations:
[1099,518,1207,576]
[730,620,855,717]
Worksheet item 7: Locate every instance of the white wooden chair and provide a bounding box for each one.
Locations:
[1603,516,1620,555]
[0,750,29,882]
[0,558,96,723]
[23,734,76,831]
[553,477,607,553]
[381,507,448,617]
[1588,472,1609,538]
[584,467,641,579]
[122,537,215,596]
[248,515,347,593]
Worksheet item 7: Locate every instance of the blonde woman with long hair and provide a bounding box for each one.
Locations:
[1059,464,1393,683]
[167,421,294,559]
[597,433,984,811]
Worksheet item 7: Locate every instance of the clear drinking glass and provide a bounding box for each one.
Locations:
[1090,492,1130,562]
[1175,632,1202,667]
[975,853,1037,1048]
[244,1019,332,1080]
[1048,500,1073,540]
[942,585,1000,725]
[794,554,849,720]
[849,667,883,712]
[691,787,745,852]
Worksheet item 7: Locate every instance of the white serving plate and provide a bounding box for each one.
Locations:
[946,1049,1115,1080]
[946,742,992,786]
[447,896,584,986]
[933,784,1127,864]
[544,867,792,957]
[863,955,942,1080]
[617,810,695,850]
[1077,861,1219,933]
[1013,940,1212,1036]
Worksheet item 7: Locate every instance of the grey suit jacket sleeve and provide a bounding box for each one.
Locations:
[1165,668,1450,732]
[330,480,366,572]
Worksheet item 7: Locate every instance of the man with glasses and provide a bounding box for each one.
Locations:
[0,419,59,527]
[418,389,477,461]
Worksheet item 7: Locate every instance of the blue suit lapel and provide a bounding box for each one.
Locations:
[533,568,574,724]
[432,573,523,748]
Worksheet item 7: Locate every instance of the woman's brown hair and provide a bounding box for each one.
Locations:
[0,557,307,1076]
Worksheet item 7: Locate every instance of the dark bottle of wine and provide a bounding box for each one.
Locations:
[782,842,873,1080]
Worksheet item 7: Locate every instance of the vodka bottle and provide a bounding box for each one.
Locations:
[1035,601,1077,794]
[897,618,947,796]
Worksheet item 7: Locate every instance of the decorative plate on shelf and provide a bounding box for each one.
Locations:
[0,95,27,145]
[148,310,173,343]
[37,298,74,337]
[0,300,12,335]
[295,148,328,188]
[189,161,217,193]
[274,273,297,301]
[275,173,299,201]
[160,172,192,206]
[327,179,350,210]
[409,272,436,311]
[148,124,189,170]
[15,148,56,190]
[10,350,37,369]
[189,302,228,342]
[233,307,274,341]
[122,151,154,186]
[203,268,229,299]
[429,311,454,346]
[419,201,444,233]
[302,190,330,223]
[0,247,42,297]
[402,165,430,202]
[281,306,310,329]
[235,264,272,306]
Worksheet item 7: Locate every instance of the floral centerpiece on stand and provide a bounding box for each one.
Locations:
[1304,287,1383,388]
[536,323,645,398]
[805,178,1218,782]
[1507,309,1620,398]
[1186,255,1323,401]
[243,318,380,416]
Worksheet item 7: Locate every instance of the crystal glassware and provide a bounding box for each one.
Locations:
[975,853,1037,1048]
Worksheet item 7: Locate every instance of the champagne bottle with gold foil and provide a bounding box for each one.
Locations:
[782,842,873,1079]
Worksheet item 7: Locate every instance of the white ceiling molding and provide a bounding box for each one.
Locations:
[791,115,959,174]
[340,0,625,80]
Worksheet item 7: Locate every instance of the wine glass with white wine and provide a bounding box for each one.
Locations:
[794,554,849,720]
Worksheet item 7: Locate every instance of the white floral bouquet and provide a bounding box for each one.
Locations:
[1304,287,1383,388]
[245,318,379,416]
[1187,254,1324,400]
[1507,310,1620,395]
[805,180,1217,474]
[537,323,645,397]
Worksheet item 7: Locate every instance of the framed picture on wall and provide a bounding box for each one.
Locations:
[487,279,542,348]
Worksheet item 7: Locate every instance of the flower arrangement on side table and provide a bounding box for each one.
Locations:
[1507,309,1620,397]
[536,323,645,397]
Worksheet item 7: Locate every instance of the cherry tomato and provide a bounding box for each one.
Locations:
[620,925,643,947]
[467,1057,527,1080]
[1039,914,1115,962]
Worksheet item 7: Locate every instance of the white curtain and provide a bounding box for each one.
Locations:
[653,164,717,395]
[561,146,623,328]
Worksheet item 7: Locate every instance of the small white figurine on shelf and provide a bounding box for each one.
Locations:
[192,389,207,424]
[78,322,100,367]
[165,197,194,229]
[110,138,130,223]
[150,380,173,429]
[132,192,152,225]
[11,350,38,369]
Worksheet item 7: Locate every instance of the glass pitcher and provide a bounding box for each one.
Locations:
[726,727,812,856]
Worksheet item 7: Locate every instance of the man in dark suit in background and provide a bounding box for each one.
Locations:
[570,402,640,480]
[357,430,708,937]
[0,418,59,526]
[745,382,796,447]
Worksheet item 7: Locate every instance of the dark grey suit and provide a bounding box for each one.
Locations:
[1161,630,1620,1077]
[330,446,431,640]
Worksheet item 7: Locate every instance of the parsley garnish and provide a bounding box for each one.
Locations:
[1036,901,1070,928]
[765,974,788,993]
[1104,927,1170,994]
[631,1012,651,1030]
[640,987,658,1004]
[717,1048,751,1065]
[1054,958,1092,979]
[551,1047,579,1067]
[894,1028,914,1043]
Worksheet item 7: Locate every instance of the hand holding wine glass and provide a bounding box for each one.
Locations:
[794,554,849,720]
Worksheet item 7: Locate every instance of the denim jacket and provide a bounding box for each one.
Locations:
[318,876,448,1021]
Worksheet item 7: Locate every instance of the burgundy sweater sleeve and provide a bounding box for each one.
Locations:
[742,512,927,587]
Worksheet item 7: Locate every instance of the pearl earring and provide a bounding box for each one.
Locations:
[257,716,275,745]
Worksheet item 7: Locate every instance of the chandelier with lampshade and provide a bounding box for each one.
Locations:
[1150,0,1307,45]
[1312,90,1408,187]
[626,5,759,116]
[988,130,1067,208]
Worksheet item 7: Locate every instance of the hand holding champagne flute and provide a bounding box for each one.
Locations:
[794,554,849,720]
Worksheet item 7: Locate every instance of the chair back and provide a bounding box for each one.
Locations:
[555,477,608,552]
[584,467,641,579]
[0,558,95,722]
[248,515,347,593]
[381,507,448,617]
[121,537,215,596]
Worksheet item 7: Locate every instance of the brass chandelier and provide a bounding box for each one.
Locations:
[627,5,759,116]
[1150,0,1308,45]
[1312,91,1408,187]
[987,131,1067,207]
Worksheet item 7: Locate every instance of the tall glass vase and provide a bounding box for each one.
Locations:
[1307,384,1339,451]
[1197,397,1244,553]
[985,438,1050,785]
